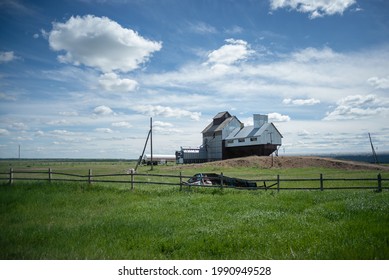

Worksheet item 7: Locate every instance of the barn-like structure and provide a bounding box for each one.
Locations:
[176,111,283,163]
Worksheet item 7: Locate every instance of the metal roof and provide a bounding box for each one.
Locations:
[213,111,231,119]
[202,116,238,134]
[225,123,283,139]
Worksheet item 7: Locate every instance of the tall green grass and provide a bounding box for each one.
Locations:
[1,181,388,259]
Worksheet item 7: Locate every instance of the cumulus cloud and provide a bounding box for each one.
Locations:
[50,129,77,136]
[93,105,114,116]
[59,111,79,116]
[269,0,356,19]
[0,51,17,63]
[35,130,44,137]
[99,72,138,92]
[268,112,291,122]
[46,119,71,126]
[0,128,10,136]
[324,94,389,120]
[283,98,321,105]
[8,122,28,130]
[206,39,254,66]
[133,105,201,121]
[48,15,162,73]
[95,128,114,134]
[144,42,389,111]
[153,121,182,134]
[367,76,389,89]
[153,121,174,127]
[112,121,132,128]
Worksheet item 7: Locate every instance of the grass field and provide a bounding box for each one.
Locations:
[1,159,389,260]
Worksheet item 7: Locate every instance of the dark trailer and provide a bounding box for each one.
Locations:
[185,173,257,189]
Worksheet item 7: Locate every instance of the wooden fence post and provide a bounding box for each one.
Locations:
[277,175,280,192]
[179,172,182,191]
[88,169,92,184]
[320,173,324,191]
[377,173,382,193]
[49,168,52,183]
[9,168,13,185]
[220,172,224,189]
[130,169,134,191]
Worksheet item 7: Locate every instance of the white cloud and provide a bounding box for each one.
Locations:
[48,15,162,73]
[225,25,244,34]
[324,94,389,120]
[14,136,33,141]
[9,122,28,130]
[99,72,138,92]
[297,129,311,136]
[143,43,389,123]
[59,111,79,116]
[188,21,217,34]
[95,128,114,134]
[146,45,369,103]
[93,105,114,116]
[35,130,44,137]
[133,105,201,121]
[269,0,356,19]
[283,98,321,105]
[0,128,10,136]
[112,121,132,128]
[153,121,182,134]
[206,39,254,66]
[0,92,17,101]
[268,112,291,122]
[0,51,16,63]
[291,46,339,62]
[46,119,71,126]
[367,76,389,89]
[50,129,77,136]
[0,0,35,15]
[153,121,174,128]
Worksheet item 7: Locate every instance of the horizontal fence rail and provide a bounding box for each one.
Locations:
[0,168,388,192]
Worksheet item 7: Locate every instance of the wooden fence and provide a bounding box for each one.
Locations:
[0,168,387,192]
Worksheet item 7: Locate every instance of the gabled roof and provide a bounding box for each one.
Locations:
[202,116,236,134]
[213,111,231,120]
[202,111,241,134]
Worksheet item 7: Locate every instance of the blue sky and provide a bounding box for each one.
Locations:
[1,0,389,158]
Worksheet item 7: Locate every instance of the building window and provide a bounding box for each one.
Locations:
[250,137,257,142]
[238,138,245,143]
[227,140,234,144]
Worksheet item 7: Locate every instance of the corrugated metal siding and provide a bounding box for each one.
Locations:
[224,123,282,147]
[203,133,223,161]
[199,112,283,161]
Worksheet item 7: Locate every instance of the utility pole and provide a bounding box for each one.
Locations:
[368,133,379,164]
[134,118,153,172]
[134,117,154,171]
[18,144,21,159]
[150,117,153,171]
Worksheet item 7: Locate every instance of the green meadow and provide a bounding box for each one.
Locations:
[0,159,388,259]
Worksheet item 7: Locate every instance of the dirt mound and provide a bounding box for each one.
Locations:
[174,156,389,171]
